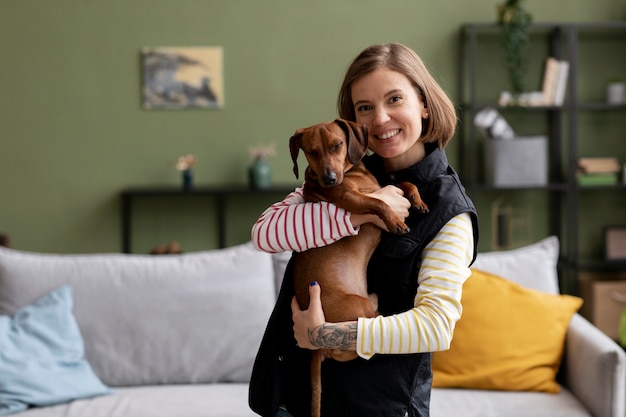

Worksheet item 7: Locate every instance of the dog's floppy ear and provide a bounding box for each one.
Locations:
[289,129,304,179]
[335,119,368,164]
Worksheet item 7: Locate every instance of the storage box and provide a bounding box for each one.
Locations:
[485,136,548,187]
[579,271,626,341]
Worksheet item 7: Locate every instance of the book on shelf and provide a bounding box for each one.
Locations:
[541,57,569,106]
[541,57,560,105]
[553,60,569,106]
[577,173,619,186]
[578,157,621,174]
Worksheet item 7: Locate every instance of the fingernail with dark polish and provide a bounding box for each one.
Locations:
[310,281,318,286]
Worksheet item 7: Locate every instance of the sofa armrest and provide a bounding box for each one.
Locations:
[563,313,626,417]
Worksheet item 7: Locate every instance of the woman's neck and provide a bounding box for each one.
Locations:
[383,141,426,172]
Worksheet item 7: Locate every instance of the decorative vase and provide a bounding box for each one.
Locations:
[248,158,272,189]
[182,169,193,191]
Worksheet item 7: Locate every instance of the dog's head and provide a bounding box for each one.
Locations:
[289,119,368,187]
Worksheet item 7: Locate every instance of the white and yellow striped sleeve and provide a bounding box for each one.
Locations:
[356,213,475,360]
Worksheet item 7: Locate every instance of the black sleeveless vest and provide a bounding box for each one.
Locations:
[249,144,479,417]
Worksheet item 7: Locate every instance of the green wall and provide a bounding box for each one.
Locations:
[1,0,624,254]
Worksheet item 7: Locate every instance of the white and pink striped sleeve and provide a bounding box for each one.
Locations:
[251,187,358,253]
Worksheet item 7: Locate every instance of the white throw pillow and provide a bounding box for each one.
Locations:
[471,236,560,294]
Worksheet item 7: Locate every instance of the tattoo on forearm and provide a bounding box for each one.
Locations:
[308,322,357,349]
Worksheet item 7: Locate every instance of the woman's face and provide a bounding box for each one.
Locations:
[351,68,428,170]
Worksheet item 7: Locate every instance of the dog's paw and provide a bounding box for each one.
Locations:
[392,225,410,235]
[415,202,429,214]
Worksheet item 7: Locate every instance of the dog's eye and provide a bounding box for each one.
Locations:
[305,149,319,158]
[333,142,343,152]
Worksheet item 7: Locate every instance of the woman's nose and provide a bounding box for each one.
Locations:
[372,108,390,126]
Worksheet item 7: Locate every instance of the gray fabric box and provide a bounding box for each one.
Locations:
[486,136,548,187]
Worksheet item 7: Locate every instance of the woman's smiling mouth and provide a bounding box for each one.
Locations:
[375,129,400,140]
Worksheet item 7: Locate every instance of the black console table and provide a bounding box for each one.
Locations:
[120,185,298,253]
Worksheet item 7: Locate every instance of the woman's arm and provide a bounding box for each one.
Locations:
[357,213,474,358]
[251,187,357,253]
[251,185,411,253]
[291,213,475,359]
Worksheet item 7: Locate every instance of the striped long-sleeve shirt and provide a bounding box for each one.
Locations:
[251,187,475,359]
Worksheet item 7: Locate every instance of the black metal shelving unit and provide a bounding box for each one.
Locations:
[459,21,626,295]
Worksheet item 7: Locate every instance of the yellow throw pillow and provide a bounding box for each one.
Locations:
[432,268,583,393]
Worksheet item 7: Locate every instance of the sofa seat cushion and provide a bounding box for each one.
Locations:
[0,242,276,387]
[9,384,257,417]
[430,387,591,417]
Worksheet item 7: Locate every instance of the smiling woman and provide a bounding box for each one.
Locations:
[249,42,479,417]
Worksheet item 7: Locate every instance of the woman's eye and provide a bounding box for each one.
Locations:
[390,95,402,103]
[356,105,372,112]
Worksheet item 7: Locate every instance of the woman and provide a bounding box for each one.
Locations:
[249,42,479,417]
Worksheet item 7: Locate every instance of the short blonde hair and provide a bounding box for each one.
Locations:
[337,43,457,148]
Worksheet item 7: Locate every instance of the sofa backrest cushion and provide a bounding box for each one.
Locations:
[0,242,276,387]
[471,235,560,294]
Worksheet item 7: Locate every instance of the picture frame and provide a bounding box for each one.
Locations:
[605,226,626,261]
[141,46,224,110]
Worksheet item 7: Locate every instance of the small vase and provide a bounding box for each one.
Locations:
[182,169,193,191]
[248,158,272,189]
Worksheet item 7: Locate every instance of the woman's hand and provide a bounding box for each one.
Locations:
[291,282,358,351]
[350,185,411,230]
[291,282,326,350]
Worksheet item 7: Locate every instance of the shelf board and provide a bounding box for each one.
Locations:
[577,183,626,191]
[469,183,626,192]
[469,183,569,192]
[462,102,626,112]
[577,102,626,111]
[461,103,563,112]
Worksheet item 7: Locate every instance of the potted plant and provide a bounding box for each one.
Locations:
[497,0,533,99]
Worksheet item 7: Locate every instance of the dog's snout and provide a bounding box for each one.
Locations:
[322,171,337,187]
[322,168,337,187]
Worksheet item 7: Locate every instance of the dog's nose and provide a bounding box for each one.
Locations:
[322,172,337,186]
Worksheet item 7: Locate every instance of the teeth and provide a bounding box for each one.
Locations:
[378,129,399,140]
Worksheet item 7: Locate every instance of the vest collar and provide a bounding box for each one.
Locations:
[365,142,448,186]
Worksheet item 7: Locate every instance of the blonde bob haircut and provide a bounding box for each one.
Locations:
[337,43,457,149]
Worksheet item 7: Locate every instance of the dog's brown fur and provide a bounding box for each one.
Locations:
[289,119,428,417]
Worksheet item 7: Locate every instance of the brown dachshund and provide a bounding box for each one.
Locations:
[289,118,428,417]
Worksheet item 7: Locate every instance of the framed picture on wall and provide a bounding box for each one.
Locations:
[141,46,224,110]
[605,226,626,261]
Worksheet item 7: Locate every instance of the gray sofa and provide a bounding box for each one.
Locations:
[0,237,623,417]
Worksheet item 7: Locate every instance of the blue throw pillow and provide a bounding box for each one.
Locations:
[0,285,111,415]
